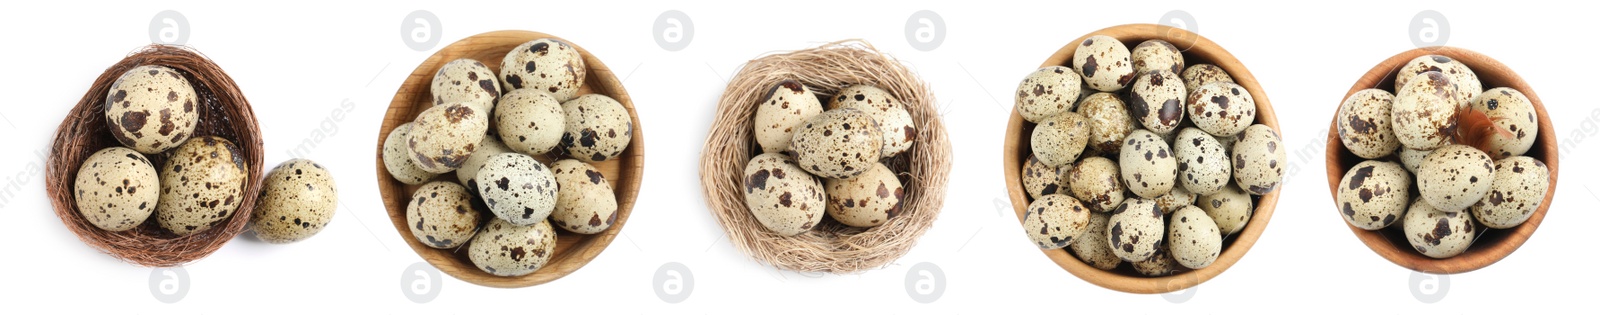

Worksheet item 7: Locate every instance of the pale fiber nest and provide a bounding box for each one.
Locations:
[699,40,951,273]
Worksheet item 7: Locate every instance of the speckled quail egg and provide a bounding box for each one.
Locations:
[1153,183,1196,217]
[1015,66,1083,123]
[1471,156,1548,229]
[1031,112,1089,167]
[1231,124,1285,195]
[500,38,586,102]
[1403,197,1476,258]
[155,136,247,236]
[408,102,489,173]
[790,108,883,179]
[468,218,556,277]
[1180,64,1234,94]
[1073,35,1135,92]
[1173,128,1231,196]
[550,159,618,234]
[105,65,199,154]
[406,181,480,249]
[754,80,824,154]
[1022,194,1091,249]
[1400,147,1431,173]
[476,153,558,226]
[1396,55,1481,106]
[1131,242,1188,276]
[1119,130,1177,199]
[1068,156,1125,212]
[1128,70,1186,135]
[250,159,337,243]
[431,58,501,110]
[1336,160,1410,230]
[742,153,826,236]
[495,88,565,156]
[1471,87,1538,159]
[1131,39,1184,75]
[824,163,904,228]
[1108,198,1164,262]
[383,123,441,185]
[1069,212,1121,270]
[1417,144,1495,212]
[1167,205,1221,269]
[1077,92,1135,153]
[73,147,159,232]
[1337,89,1401,159]
[1022,154,1067,199]
[556,94,632,163]
[1187,82,1255,137]
[1197,184,1252,235]
[830,85,916,158]
[456,136,512,195]
[1392,71,1461,151]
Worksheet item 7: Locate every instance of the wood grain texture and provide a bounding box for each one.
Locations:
[1325,46,1557,274]
[374,30,643,288]
[1002,24,1279,294]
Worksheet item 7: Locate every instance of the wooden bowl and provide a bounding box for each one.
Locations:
[1003,24,1279,294]
[375,30,643,288]
[1325,47,1558,274]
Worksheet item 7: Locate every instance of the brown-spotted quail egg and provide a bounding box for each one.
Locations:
[1174,128,1231,196]
[550,159,618,234]
[1471,156,1548,229]
[1403,197,1475,258]
[830,85,916,158]
[1022,194,1091,249]
[1231,124,1285,195]
[1014,66,1082,123]
[408,102,489,173]
[468,218,556,277]
[1022,154,1067,199]
[754,80,824,154]
[431,58,501,110]
[1128,70,1186,135]
[790,108,883,179]
[1471,87,1538,159]
[824,163,904,228]
[156,136,247,236]
[1417,144,1495,212]
[1153,183,1196,217]
[1336,160,1410,230]
[1400,147,1431,173]
[456,136,512,195]
[1132,39,1184,75]
[1337,89,1401,159]
[105,65,199,154]
[383,123,441,185]
[1030,112,1089,167]
[73,147,159,232]
[495,88,565,156]
[1070,212,1121,270]
[1186,82,1255,137]
[1131,242,1188,276]
[1107,198,1164,262]
[1073,35,1135,92]
[406,181,480,249]
[1197,184,1252,235]
[1167,205,1221,269]
[476,153,558,226]
[742,153,826,236]
[500,38,586,102]
[1180,64,1234,94]
[1392,71,1461,150]
[1077,92,1136,154]
[250,159,337,243]
[1068,156,1125,212]
[1119,130,1177,199]
[1396,55,1481,106]
[555,94,632,163]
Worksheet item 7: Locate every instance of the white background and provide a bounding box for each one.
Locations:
[0,0,1594,313]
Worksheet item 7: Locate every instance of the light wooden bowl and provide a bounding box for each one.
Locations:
[375,30,643,288]
[1003,24,1279,294]
[1325,47,1557,274]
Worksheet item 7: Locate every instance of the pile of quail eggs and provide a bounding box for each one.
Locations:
[1013,36,1283,276]
[741,81,917,236]
[1336,55,1549,259]
[383,38,630,277]
[75,65,338,244]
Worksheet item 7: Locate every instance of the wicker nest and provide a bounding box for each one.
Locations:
[699,40,951,273]
[46,45,264,267]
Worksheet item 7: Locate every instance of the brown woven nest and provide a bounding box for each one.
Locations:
[700,40,951,273]
[45,44,264,267]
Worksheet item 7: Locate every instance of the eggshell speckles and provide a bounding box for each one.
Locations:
[105,65,199,154]
[1069,212,1121,270]
[1022,194,1091,249]
[1337,161,1410,230]
[1396,55,1481,106]
[831,85,916,158]
[1119,130,1176,199]
[456,136,513,196]
[1021,154,1067,199]
[1186,82,1255,137]
[495,88,565,156]
[1403,197,1475,259]
[1068,156,1125,212]
[555,94,632,163]
[406,181,480,249]
[1014,66,1082,123]
[1197,184,1252,235]
[1400,147,1431,174]
[251,159,338,243]
[1231,124,1285,195]
[1417,145,1495,212]
[155,136,247,236]
[1471,156,1548,229]
[824,163,904,228]
[742,153,826,236]
[1131,39,1184,76]
[73,147,159,232]
[1073,35,1135,92]
[1337,89,1400,159]
[1167,205,1221,269]
[1077,92,1136,153]
[1173,128,1230,196]
[468,218,556,277]
[476,153,558,226]
[754,80,824,154]
[1131,243,1187,276]
[1030,112,1089,167]
[1153,184,1195,217]
[500,38,585,102]
[1392,71,1461,151]
[1180,64,1234,94]
[1108,198,1164,262]
[549,159,618,234]
[408,103,489,173]
[1128,70,1186,135]
[1470,87,1538,159]
[790,108,883,179]
[432,58,501,110]
[382,123,441,185]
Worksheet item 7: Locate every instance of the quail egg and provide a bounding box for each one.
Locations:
[1471,156,1549,229]
[1073,35,1135,92]
[1197,184,1252,235]
[105,65,199,154]
[1119,130,1177,199]
[831,85,916,158]
[1336,160,1410,230]
[1153,183,1196,217]
[742,153,826,236]
[1417,144,1495,212]
[1014,66,1082,123]
[1392,71,1461,150]
[1396,55,1481,106]
[1131,39,1184,75]
[1022,194,1091,249]
[1021,154,1067,199]
[1231,124,1285,195]
[824,163,904,228]
[1337,89,1401,159]
[1131,242,1188,276]
[1030,112,1089,167]
[1173,127,1231,196]
[500,38,586,102]
[408,102,489,173]
[456,136,512,195]
[73,147,159,232]
[1068,156,1126,212]
[1180,64,1234,94]
[1128,69,1186,135]
[495,88,565,156]
[1470,87,1538,159]
[1108,198,1164,262]
[790,108,883,179]
[406,181,480,249]
[549,159,619,234]
[1400,147,1432,173]
[468,218,557,277]
[1403,197,1475,259]
[250,159,337,243]
[1186,82,1255,137]
[1077,92,1136,153]
[475,153,557,226]
[754,80,824,154]
[382,123,441,185]
[431,58,501,110]
[1069,212,1121,270]
[555,94,632,163]
[1167,205,1221,269]
[156,136,247,236]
